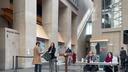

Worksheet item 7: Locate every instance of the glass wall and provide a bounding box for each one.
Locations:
[91,42,108,62]
[102,0,122,28]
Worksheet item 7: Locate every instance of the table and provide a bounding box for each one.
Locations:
[75,62,118,72]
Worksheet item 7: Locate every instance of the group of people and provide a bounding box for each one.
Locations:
[32,41,127,72]
[83,47,128,72]
[65,48,76,65]
[32,42,56,72]
[83,51,119,72]
[32,41,76,72]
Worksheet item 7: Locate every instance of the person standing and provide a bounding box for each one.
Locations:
[125,55,128,72]
[65,48,72,65]
[32,42,42,72]
[72,51,76,64]
[104,52,113,72]
[120,47,126,69]
[47,42,56,72]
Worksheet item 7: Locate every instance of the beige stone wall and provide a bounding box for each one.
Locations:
[92,0,102,37]
[122,0,128,49]
[122,0,128,29]
[13,0,37,67]
[42,0,58,46]
[102,31,121,56]
[71,12,78,50]
[92,0,128,55]
[59,7,72,48]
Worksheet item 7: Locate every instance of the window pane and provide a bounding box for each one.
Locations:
[101,0,122,28]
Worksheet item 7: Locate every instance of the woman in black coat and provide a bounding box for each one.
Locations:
[47,42,56,72]
[48,42,56,59]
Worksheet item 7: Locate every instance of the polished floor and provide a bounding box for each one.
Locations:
[0,64,124,72]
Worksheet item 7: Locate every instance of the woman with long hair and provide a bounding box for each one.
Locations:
[104,52,113,72]
[47,42,56,72]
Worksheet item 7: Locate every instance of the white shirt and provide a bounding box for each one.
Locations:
[112,56,118,64]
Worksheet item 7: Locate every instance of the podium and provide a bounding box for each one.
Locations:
[59,53,69,72]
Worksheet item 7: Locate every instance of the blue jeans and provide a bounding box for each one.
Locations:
[34,64,42,72]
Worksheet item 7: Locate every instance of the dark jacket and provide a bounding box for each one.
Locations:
[105,56,112,62]
[120,50,126,59]
[65,48,72,53]
[84,55,98,71]
[48,47,56,59]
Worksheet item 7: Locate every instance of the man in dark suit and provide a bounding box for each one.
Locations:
[120,47,127,69]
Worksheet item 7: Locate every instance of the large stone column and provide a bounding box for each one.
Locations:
[65,8,72,48]
[58,7,72,49]
[92,0,102,37]
[71,13,78,52]
[13,0,36,67]
[42,0,58,50]
[51,0,59,45]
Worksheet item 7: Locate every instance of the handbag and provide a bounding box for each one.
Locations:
[42,52,52,61]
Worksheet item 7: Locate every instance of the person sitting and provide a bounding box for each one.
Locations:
[112,55,119,72]
[104,52,113,72]
[83,51,99,72]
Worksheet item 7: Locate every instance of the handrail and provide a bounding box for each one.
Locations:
[77,8,94,39]
[15,56,33,72]
[16,56,33,58]
[14,56,58,72]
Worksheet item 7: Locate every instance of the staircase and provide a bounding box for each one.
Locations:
[77,8,94,39]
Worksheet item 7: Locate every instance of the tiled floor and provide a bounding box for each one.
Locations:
[0,64,123,72]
